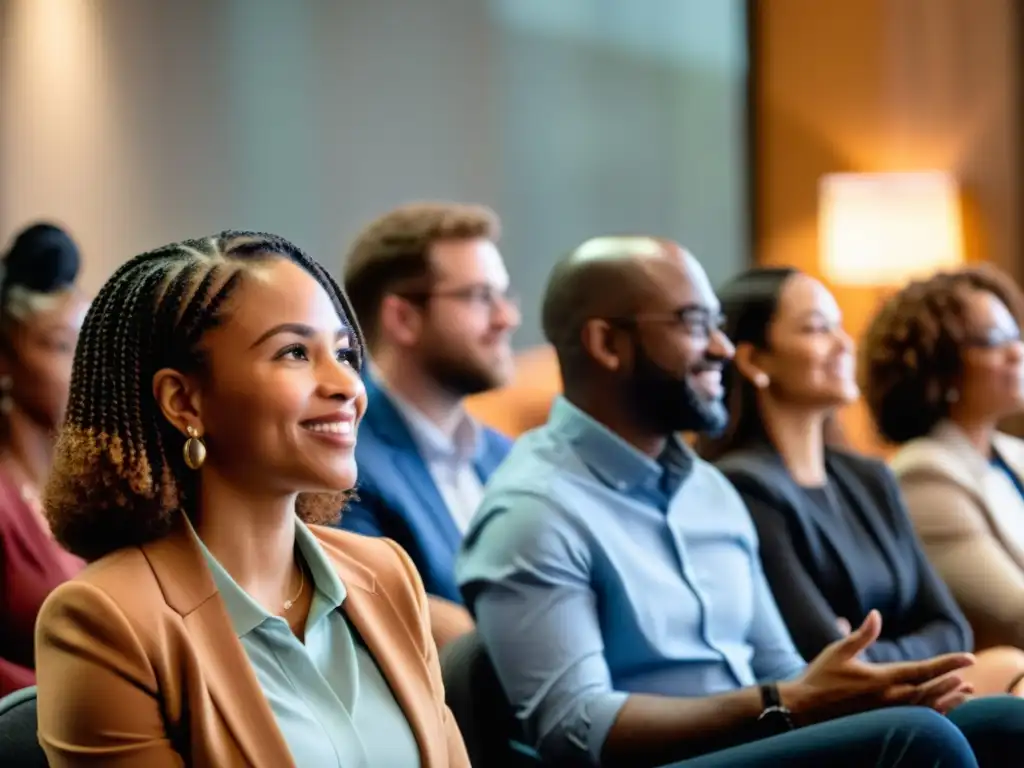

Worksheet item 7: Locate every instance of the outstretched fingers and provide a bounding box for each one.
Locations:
[885,653,976,687]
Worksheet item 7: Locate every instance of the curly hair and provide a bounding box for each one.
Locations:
[343,202,500,349]
[860,264,1024,445]
[44,231,364,562]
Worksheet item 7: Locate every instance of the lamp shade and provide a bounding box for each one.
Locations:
[819,171,964,286]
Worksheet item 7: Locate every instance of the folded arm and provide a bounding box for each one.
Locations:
[34,581,184,767]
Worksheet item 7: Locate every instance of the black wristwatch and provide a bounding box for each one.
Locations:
[757,683,795,736]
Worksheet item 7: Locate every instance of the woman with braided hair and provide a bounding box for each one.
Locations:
[34,232,469,767]
[0,223,86,697]
[861,264,1024,653]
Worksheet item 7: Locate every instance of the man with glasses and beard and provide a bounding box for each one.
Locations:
[341,202,520,647]
[456,237,1024,768]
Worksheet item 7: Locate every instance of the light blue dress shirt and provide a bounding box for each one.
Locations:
[198,519,420,768]
[456,397,806,766]
[383,381,485,534]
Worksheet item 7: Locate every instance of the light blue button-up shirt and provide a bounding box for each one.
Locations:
[198,519,420,768]
[456,397,806,766]
[384,383,485,534]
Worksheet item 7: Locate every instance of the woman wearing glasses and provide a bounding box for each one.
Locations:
[862,265,1024,652]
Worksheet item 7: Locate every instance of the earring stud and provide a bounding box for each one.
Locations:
[753,372,770,389]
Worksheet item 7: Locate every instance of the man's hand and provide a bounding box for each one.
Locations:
[780,610,974,724]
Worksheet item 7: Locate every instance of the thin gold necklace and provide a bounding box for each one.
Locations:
[282,564,305,612]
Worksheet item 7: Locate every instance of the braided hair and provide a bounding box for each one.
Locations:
[860,264,1024,444]
[44,231,364,562]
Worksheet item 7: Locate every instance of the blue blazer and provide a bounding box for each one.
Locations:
[342,376,512,603]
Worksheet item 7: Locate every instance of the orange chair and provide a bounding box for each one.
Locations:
[465,346,562,438]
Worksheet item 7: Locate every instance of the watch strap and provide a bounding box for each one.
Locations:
[757,683,795,733]
[759,683,783,710]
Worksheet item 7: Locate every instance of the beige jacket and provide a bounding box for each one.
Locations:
[34,519,470,768]
[891,421,1024,649]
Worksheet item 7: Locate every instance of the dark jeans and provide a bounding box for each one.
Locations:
[668,697,1024,768]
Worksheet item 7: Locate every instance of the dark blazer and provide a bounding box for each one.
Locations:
[341,376,511,603]
[716,444,972,663]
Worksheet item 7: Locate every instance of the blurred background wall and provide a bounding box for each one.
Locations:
[3,0,1023,450]
[0,0,750,348]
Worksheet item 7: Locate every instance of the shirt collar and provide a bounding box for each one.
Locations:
[375,371,481,464]
[197,518,348,637]
[548,396,693,496]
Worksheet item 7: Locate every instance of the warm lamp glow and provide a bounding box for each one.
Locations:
[819,171,964,286]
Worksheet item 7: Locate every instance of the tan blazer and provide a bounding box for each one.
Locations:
[891,421,1024,650]
[34,519,470,768]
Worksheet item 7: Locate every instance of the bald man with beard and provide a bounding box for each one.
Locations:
[456,238,1024,768]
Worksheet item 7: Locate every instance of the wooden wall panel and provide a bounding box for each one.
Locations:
[750,0,1021,454]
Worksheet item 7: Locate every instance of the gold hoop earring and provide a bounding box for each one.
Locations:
[183,425,206,470]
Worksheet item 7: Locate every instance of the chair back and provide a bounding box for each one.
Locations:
[0,686,46,767]
[440,631,540,767]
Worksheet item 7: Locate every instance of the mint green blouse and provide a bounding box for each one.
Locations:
[198,520,421,767]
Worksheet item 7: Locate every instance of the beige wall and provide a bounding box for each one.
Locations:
[0,0,750,350]
[752,0,1021,454]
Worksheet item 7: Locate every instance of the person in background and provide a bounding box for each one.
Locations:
[456,236,1024,768]
[861,265,1024,651]
[702,266,1024,696]
[34,232,468,767]
[0,223,86,697]
[341,202,519,647]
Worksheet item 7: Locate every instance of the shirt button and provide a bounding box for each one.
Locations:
[616,480,628,491]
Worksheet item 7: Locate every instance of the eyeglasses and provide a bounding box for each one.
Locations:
[962,327,1022,349]
[612,305,726,340]
[400,284,519,311]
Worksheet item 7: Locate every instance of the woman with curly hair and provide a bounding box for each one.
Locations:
[0,224,86,697]
[34,232,469,767]
[861,264,1024,651]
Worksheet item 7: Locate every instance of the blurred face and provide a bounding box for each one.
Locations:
[617,247,735,434]
[957,288,1024,419]
[752,273,858,409]
[416,238,520,396]
[2,292,87,430]
[194,259,367,495]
